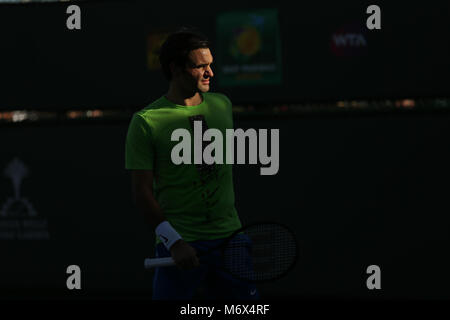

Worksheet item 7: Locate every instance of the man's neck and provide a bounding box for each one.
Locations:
[165,85,203,106]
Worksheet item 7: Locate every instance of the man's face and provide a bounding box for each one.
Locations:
[176,48,214,93]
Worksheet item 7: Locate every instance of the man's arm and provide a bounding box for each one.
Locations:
[131,170,199,269]
[131,169,165,229]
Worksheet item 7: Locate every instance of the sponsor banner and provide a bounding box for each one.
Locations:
[0,157,49,240]
[216,9,282,86]
[147,31,170,71]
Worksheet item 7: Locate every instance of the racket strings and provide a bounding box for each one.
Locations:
[223,224,297,282]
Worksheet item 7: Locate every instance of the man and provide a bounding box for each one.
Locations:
[125,28,259,300]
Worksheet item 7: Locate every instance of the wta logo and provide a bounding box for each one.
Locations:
[330,23,368,57]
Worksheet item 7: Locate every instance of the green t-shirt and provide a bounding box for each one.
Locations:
[125,92,242,242]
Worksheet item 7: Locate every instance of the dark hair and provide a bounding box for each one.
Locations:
[159,27,210,81]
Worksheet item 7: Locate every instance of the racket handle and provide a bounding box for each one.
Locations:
[144,257,175,268]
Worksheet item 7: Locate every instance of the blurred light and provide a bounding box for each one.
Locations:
[337,101,347,108]
[403,99,415,108]
[12,111,27,122]
[232,106,245,113]
[28,112,39,121]
[395,99,415,108]
[67,111,83,119]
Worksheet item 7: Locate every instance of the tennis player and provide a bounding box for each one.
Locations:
[125,28,259,300]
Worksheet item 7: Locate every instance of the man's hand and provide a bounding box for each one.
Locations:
[170,240,200,270]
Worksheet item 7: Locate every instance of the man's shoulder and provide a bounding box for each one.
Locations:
[134,96,172,118]
[143,96,169,111]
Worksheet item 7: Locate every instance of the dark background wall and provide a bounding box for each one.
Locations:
[0,1,449,109]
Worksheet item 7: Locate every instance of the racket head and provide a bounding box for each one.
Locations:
[220,221,299,283]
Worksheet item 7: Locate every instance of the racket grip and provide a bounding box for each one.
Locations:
[144,257,175,268]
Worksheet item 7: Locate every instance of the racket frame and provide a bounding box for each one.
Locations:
[144,221,299,283]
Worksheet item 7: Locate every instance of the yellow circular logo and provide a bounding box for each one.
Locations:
[236,26,261,57]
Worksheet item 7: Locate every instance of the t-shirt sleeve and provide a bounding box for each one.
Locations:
[125,113,155,170]
[217,93,234,125]
[219,93,232,109]
[224,94,234,126]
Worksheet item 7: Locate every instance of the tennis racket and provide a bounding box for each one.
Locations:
[144,222,299,283]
